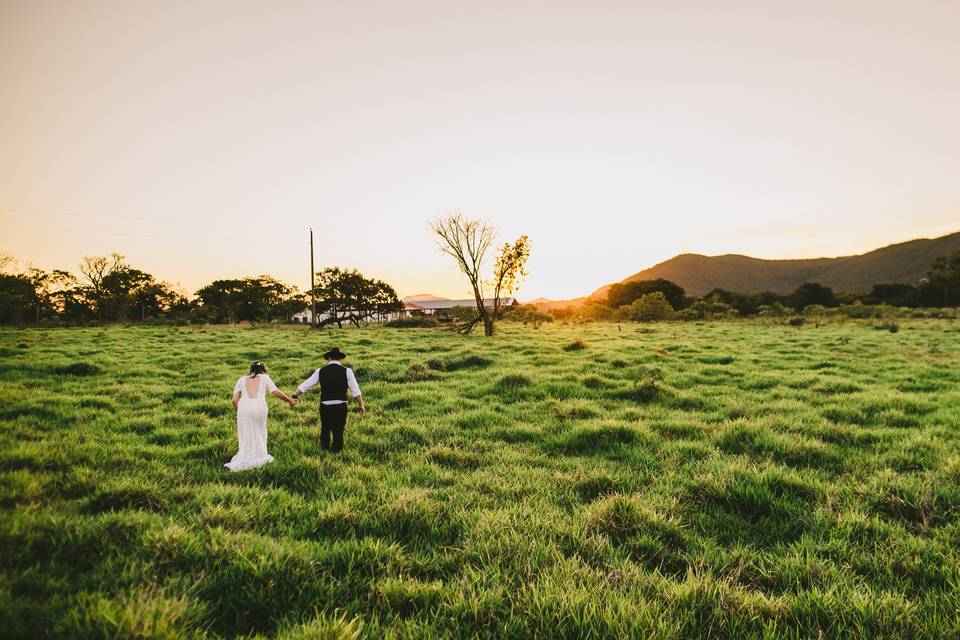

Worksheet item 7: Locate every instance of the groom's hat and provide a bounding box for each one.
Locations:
[323,347,347,360]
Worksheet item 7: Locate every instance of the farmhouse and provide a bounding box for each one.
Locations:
[403,298,517,317]
[290,306,414,324]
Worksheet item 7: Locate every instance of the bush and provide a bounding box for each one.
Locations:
[616,292,675,322]
[506,305,554,327]
[446,354,492,370]
[385,317,439,328]
[425,358,446,370]
[393,364,434,383]
[757,302,792,318]
[497,374,532,390]
[615,365,663,404]
[679,300,738,321]
[55,362,103,376]
[875,321,900,333]
[787,317,805,326]
[563,340,587,352]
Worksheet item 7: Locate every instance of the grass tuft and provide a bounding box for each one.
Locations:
[55,362,103,376]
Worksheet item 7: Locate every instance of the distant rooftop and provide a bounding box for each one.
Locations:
[406,298,515,310]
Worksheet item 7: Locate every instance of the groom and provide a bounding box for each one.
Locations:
[291,347,365,453]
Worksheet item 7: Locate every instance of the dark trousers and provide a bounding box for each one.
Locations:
[320,403,348,453]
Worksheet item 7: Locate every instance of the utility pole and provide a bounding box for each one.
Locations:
[310,228,317,327]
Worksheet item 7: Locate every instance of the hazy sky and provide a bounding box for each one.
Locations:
[1,1,958,300]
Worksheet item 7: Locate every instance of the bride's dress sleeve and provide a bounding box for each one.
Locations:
[233,377,244,397]
[264,375,278,394]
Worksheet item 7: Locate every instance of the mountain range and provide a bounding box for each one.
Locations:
[533,230,960,308]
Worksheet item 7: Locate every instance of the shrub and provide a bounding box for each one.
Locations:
[446,354,492,370]
[55,362,103,376]
[757,302,792,318]
[623,365,662,403]
[787,317,805,326]
[506,306,555,327]
[679,300,738,321]
[616,292,675,322]
[563,340,587,352]
[875,321,900,333]
[497,374,532,389]
[386,317,439,328]
[394,364,434,383]
[425,358,446,371]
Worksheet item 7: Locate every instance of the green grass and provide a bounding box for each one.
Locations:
[1,320,959,639]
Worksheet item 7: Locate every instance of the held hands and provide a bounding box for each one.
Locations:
[287,394,299,408]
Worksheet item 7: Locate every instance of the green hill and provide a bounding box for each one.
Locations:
[589,230,960,299]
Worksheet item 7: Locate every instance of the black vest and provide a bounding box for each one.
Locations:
[319,364,348,402]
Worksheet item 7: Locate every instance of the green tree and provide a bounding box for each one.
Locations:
[867,283,919,308]
[607,279,687,310]
[786,282,835,311]
[703,288,781,316]
[921,250,960,307]
[25,267,76,323]
[0,258,75,325]
[310,267,403,328]
[195,276,296,324]
[0,273,35,324]
[491,235,531,320]
[616,291,676,321]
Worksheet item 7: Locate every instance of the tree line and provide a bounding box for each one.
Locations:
[0,252,402,326]
[548,249,960,322]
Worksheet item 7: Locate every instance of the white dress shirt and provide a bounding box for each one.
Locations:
[297,360,362,404]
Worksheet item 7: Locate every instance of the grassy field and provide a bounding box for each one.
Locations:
[1,320,959,639]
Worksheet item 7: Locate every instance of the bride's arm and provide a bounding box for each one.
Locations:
[265,375,296,406]
[272,389,296,406]
[232,378,242,411]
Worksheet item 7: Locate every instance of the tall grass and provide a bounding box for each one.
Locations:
[1,320,959,638]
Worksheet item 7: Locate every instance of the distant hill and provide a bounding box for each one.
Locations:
[403,293,450,302]
[528,231,960,309]
[527,296,589,310]
[587,231,960,299]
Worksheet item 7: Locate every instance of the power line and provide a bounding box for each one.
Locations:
[0,208,196,224]
[0,224,288,242]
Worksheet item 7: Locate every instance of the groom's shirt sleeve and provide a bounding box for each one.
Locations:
[346,368,362,397]
[297,369,321,394]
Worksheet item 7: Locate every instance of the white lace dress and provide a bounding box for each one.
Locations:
[225,374,277,471]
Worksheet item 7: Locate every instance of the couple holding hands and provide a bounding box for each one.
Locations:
[225,347,365,471]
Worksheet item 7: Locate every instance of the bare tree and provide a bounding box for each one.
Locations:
[491,235,530,321]
[431,213,496,335]
[0,252,14,274]
[79,253,127,319]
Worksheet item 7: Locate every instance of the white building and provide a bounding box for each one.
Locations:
[290,306,414,324]
[291,298,517,324]
[402,298,517,316]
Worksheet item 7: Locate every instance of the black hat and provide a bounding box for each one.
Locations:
[323,347,346,360]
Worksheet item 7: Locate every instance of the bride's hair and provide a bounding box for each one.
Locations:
[249,361,267,376]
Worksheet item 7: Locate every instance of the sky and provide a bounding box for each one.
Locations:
[1,1,958,301]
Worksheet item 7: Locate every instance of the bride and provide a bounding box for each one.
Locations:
[226,361,295,471]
